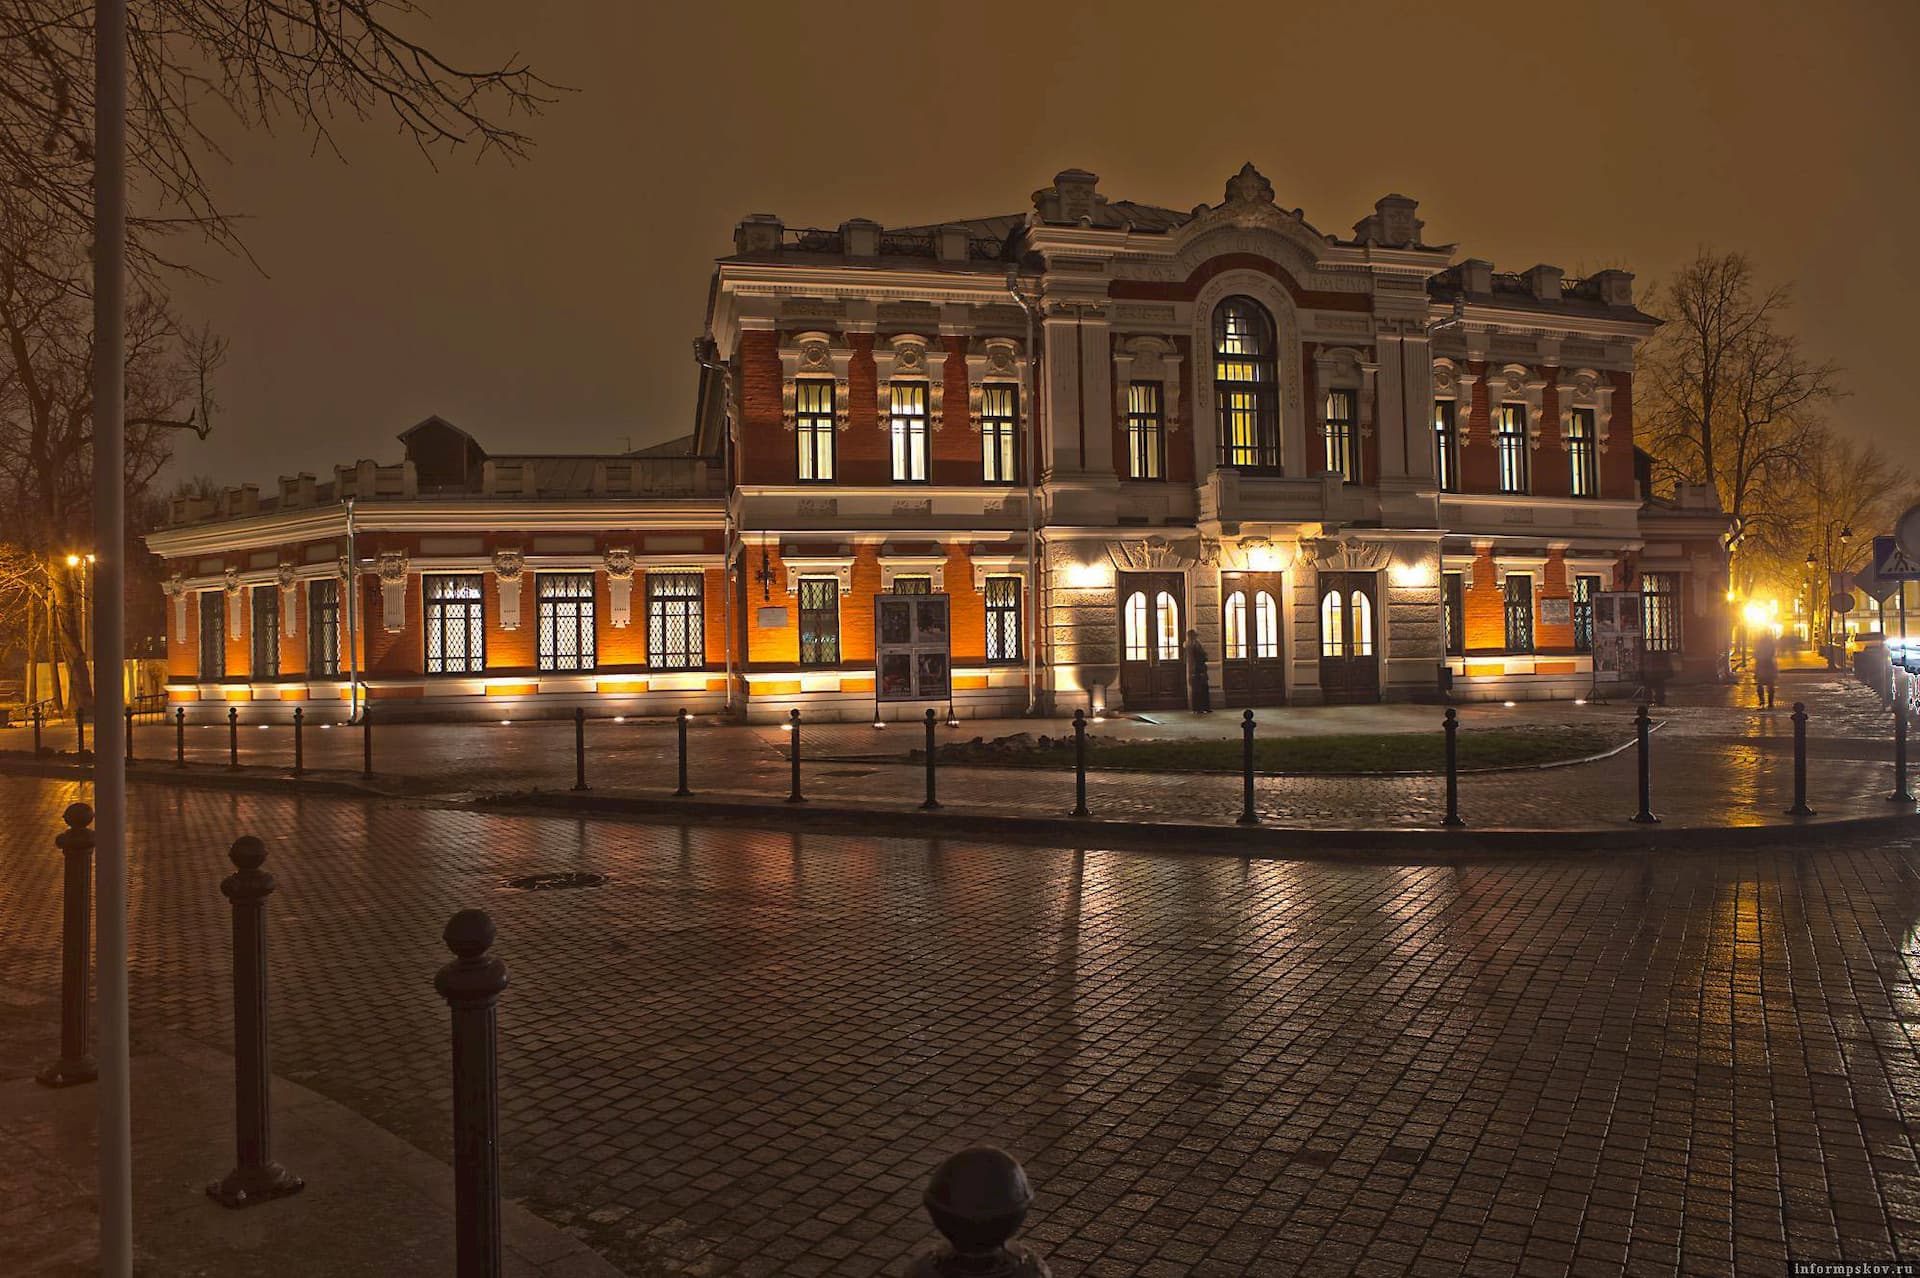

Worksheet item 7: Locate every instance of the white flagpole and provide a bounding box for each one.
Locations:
[92,0,133,1271]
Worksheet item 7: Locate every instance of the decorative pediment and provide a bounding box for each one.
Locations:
[1556,366,1617,453]
[1111,335,1185,433]
[1304,537,1394,572]
[965,337,1026,433]
[1108,535,1202,572]
[1490,363,1549,449]
[874,333,944,428]
[779,331,853,433]
[1215,536,1300,573]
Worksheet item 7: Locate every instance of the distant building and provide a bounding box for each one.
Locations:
[147,164,1731,722]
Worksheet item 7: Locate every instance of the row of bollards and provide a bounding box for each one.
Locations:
[34,801,1048,1273]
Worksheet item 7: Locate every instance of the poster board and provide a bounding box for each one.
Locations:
[1591,591,1643,682]
[874,593,952,701]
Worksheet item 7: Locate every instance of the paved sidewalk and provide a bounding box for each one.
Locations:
[0,996,618,1277]
[4,672,1910,837]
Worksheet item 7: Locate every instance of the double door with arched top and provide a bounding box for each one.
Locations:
[1221,571,1286,706]
[1117,572,1187,710]
[1318,572,1381,704]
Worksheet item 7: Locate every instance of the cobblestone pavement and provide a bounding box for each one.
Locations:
[3,775,1920,1274]
[21,672,1912,832]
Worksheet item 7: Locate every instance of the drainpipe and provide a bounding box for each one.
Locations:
[694,336,737,714]
[344,497,361,723]
[1007,269,1042,716]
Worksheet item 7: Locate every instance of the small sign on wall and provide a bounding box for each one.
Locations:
[757,605,790,629]
[1539,597,1571,627]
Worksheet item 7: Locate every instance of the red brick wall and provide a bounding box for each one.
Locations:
[1537,551,1574,651]
[1461,363,1497,492]
[1605,372,1637,497]
[736,329,785,486]
[1464,548,1506,652]
[1534,374,1569,499]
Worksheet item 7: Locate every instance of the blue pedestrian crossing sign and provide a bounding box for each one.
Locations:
[1874,535,1920,581]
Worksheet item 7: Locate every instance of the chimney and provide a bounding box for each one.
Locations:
[841,218,881,257]
[1591,268,1635,307]
[936,224,969,262]
[733,213,783,255]
[1032,169,1101,224]
[1525,264,1564,303]
[1352,194,1424,248]
[278,473,316,507]
[1459,258,1494,294]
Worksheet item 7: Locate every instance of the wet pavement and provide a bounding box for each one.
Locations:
[2,774,1920,1274]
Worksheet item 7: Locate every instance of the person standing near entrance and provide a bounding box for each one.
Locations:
[1753,628,1779,708]
[1187,629,1212,713]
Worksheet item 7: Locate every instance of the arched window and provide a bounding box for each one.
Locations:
[1213,297,1279,471]
[1320,590,1345,658]
[1350,591,1374,656]
[1223,591,1248,659]
[1255,591,1280,659]
[1155,591,1182,660]
[1124,592,1148,661]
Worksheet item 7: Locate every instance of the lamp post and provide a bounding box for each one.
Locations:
[1809,521,1854,661]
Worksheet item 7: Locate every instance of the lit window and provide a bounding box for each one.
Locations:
[890,383,929,482]
[424,575,485,674]
[1573,574,1601,653]
[1214,297,1279,470]
[798,578,840,665]
[891,576,932,596]
[251,585,280,677]
[1567,408,1598,498]
[1324,389,1358,483]
[796,379,835,482]
[1496,404,1529,494]
[308,579,341,677]
[1443,572,1464,656]
[1254,591,1279,659]
[199,591,224,679]
[537,572,596,673]
[1504,575,1534,653]
[1643,573,1681,653]
[1124,592,1148,661]
[985,576,1021,664]
[646,572,704,670]
[1320,591,1345,658]
[1155,591,1182,661]
[1350,591,1374,657]
[1434,400,1460,493]
[1127,382,1165,480]
[981,384,1017,484]
[1224,591,1248,659]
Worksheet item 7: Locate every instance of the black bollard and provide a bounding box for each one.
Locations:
[786,709,805,804]
[1443,707,1465,828]
[1631,703,1659,825]
[674,708,692,797]
[361,701,373,778]
[36,803,97,1088]
[207,836,304,1208]
[1786,701,1814,817]
[922,708,941,811]
[32,702,42,754]
[1237,710,1258,826]
[75,706,85,755]
[228,705,240,770]
[435,910,509,1278]
[572,705,589,792]
[912,1146,1050,1278]
[1891,693,1912,804]
[124,704,134,763]
[292,707,305,777]
[174,705,186,767]
[1070,709,1090,818]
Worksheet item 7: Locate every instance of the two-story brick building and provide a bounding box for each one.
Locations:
[147,163,1730,723]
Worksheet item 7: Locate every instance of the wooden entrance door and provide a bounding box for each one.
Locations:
[1317,571,1381,703]
[1221,571,1286,706]
[1118,572,1187,710]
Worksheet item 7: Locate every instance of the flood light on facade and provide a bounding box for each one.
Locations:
[1065,560,1111,590]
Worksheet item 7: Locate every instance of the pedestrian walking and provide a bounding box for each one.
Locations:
[1187,629,1212,714]
[1753,628,1779,709]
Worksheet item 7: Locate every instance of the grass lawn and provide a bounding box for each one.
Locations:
[939,725,1629,774]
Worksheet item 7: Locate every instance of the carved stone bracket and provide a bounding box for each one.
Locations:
[1556,367,1617,454]
[222,568,243,639]
[277,563,298,638]
[874,334,940,432]
[1107,534,1202,572]
[966,338,1026,433]
[376,551,408,634]
[1303,537,1394,573]
[605,548,635,628]
[165,572,188,644]
[493,549,526,631]
[779,331,854,433]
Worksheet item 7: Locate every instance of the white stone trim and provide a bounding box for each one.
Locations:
[779,331,854,433]
[1556,367,1617,454]
[783,555,856,595]
[1488,362,1549,450]
[873,333,943,432]
[879,554,949,592]
[1191,270,1305,478]
[965,337,1028,434]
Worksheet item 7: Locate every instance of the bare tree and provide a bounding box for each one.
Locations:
[1,1,558,271]
[1640,251,1842,573]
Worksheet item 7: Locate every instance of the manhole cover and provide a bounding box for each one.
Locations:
[502,872,608,892]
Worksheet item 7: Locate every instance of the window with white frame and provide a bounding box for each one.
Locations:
[1567,407,1598,498]
[646,572,704,669]
[980,384,1017,484]
[424,574,485,674]
[1224,590,1248,659]
[537,572,596,672]
[1127,382,1165,480]
[1324,388,1359,483]
[1496,404,1530,494]
[1254,591,1280,659]
[890,383,929,482]
[796,379,835,482]
[1214,297,1280,470]
[985,576,1021,664]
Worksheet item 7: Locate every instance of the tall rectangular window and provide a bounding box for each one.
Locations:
[251,585,280,677]
[308,579,340,676]
[796,379,835,482]
[1567,408,1598,498]
[537,573,596,672]
[1643,573,1681,653]
[199,591,225,679]
[424,574,484,674]
[798,578,840,665]
[985,576,1022,664]
[1496,404,1529,494]
[1572,574,1601,653]
[1323,389,1358,483]
[1126,382,1165,480]
[646,572,704,670]
[889,383,929,482]
[980,384,1017,484]
[1443,572,1465,656]
[1434,399,1460,493]
[1504,574,1534,653]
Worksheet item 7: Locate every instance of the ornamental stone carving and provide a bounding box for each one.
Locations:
[605,548,636,628]
[376,551,408,633]
[875,334,944,430]
[1108,535,1201,572]
[222,566,241,595]
[337,556,354,581]
[1223,161,1275,206]
[779,331,854,433]
[492,549,525,581]
[278,563,299,637]
[165,573,188,643]
[967,338,1024,433]
[1303,538,1394,573]
[603,547,635,580]
[493,549,526,631]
